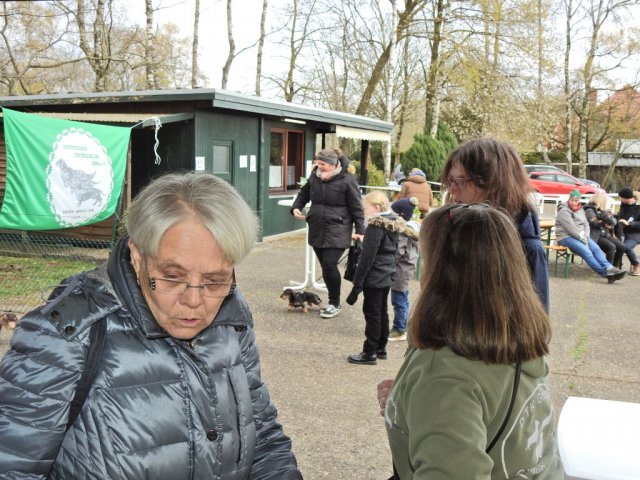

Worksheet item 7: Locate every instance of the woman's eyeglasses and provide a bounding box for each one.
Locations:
[444,177,473,190]
[143,259,236,298]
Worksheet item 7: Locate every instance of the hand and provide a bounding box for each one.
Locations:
[377,378,395,416]
[346,288,361,305]
[292,209,305,221]
[619,219,629,225]
[352,233,364,241]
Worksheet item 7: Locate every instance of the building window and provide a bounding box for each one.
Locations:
[269,128,304,193]
[212,142,231,174]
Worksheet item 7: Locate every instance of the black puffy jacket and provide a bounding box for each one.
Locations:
[291,169,365,249]
[616,200,640,242]
[351,213,405,290]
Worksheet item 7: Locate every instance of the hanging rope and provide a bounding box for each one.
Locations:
[131,116,163,165]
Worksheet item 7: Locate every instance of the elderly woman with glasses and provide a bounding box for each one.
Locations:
[0,173,303,479]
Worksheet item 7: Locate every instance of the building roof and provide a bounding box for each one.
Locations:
[0,88,392,140]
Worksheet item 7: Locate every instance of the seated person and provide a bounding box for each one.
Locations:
[615,187,640,276]
[555,190,626,283]
[584,192,625,269]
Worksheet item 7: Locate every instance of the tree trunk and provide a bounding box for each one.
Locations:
[191,0,200,88]
[394,37,411,174]
[424,0,445,135]
[145,0,155,90]
[255,0,268,96]
[221,0,235,89]
[564,0,573,173]
[384,0,397,181]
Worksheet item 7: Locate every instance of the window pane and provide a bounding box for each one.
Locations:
[270,132,284,189]
[213,145,230,173]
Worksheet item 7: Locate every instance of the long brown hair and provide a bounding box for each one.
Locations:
[409,203,551,364]
[441,138,533,216]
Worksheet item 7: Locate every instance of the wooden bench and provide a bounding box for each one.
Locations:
[544,244,575,278]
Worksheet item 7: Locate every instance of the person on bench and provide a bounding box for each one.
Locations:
[555,190,626,283]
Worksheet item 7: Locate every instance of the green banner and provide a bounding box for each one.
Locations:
[0,108,130,230]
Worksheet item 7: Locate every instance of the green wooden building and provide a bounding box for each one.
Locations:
[0,89,391,239]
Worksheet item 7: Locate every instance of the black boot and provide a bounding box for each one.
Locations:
[347,352,377,365]
[376,350,388,360]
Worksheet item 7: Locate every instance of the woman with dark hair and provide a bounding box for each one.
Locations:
[440,138,549,309]
[291,148,365,318]
[384,203,563,478]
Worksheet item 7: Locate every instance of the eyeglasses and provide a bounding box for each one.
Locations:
[143,259,236,298]
[444,177,474,190]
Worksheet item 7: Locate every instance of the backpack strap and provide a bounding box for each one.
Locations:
[486,362,522,454]
[65,318,107,432]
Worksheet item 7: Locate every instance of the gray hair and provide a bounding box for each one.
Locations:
[126,172,259,263]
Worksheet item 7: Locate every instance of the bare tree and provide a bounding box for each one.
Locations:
[256,0,269,95]
[355,0,429,116]
[191,0,200,88]
[145,0,157,89]
[221,0,235,89]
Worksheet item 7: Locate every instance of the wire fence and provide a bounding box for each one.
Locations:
[0,232,111,315]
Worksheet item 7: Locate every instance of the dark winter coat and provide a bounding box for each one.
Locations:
[351,213,405,291]
[0,238,302,480]
[291,169,365,249]
[616,200,640,242]
[515,209,550,311]
[584,204,618,242]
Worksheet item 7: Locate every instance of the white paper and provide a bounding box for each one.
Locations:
[195,156,205,171]
[250,155,257,172]
[239,155,248,168]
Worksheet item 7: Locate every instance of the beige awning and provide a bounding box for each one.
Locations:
[335,125,390,142]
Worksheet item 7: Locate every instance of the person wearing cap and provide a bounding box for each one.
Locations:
[291,148,365,318]
[397,168,433,218]
[388,197,420,342]
[615,186,640,276]
[555,190,626,283]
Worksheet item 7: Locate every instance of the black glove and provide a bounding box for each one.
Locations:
[346,287,362,305]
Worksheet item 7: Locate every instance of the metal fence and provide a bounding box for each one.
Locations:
[0,232,111,315]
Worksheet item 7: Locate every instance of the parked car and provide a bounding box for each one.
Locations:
[524,164,602,190]
[524,164,565,175]
[528,171,604,195]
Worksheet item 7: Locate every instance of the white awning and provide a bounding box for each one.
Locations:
[335,125,390,142]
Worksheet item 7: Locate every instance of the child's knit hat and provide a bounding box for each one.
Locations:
[391,197,418,221]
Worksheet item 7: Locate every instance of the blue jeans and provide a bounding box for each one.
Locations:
[557,237,612,277]
[391,289,409,331]
[623,238,639,266]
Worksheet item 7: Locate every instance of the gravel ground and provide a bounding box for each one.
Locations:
[1,231,639,479]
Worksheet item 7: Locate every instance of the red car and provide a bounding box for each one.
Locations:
[528,171,603,195]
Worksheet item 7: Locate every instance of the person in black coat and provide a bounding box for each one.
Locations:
[584,193,625,269]
[291,148,365,317]
[616,187,640,276]
[345,191,405,365]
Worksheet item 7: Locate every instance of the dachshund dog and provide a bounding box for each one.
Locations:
[0,312,18,331]
[280,288,323,313]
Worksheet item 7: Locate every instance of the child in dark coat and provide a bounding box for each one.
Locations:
[388,197,420,342]
[346,191,405,365]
